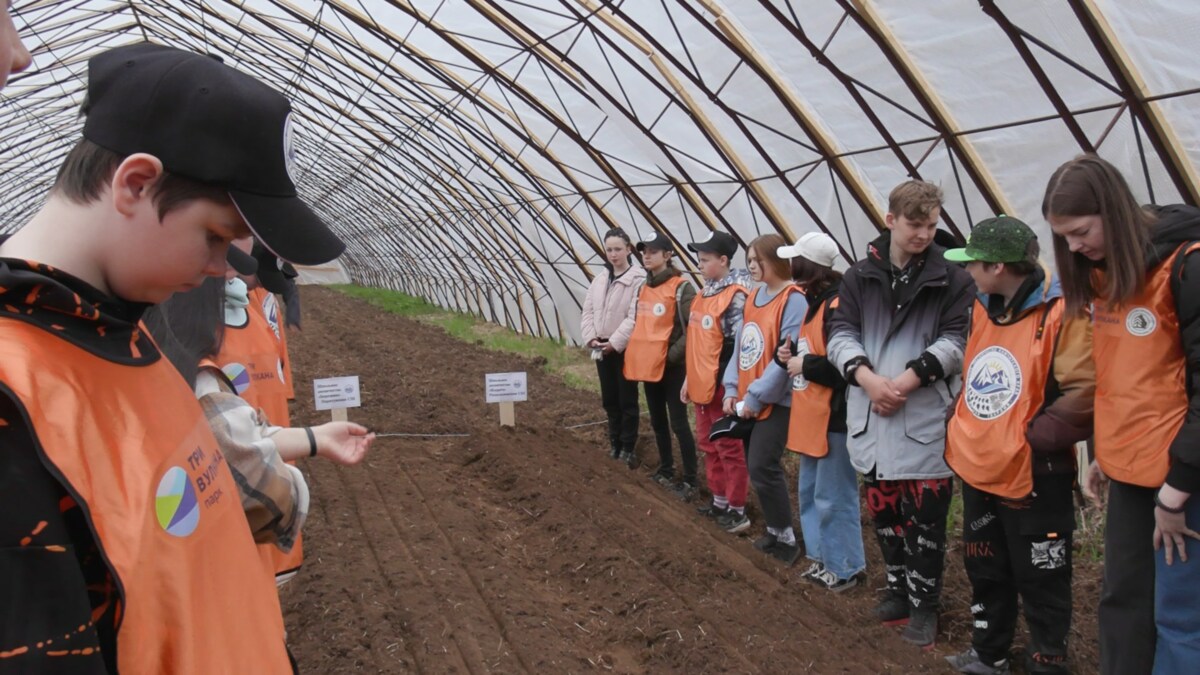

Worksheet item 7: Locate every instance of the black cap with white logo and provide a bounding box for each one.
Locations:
[687,230,738,258]
[82,43,344,266]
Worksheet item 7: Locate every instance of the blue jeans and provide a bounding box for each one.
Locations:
[797,432,865,580]
[1154,495,1200,674]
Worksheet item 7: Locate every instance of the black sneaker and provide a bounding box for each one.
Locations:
[809,567,860,593]
[672,482,697,502]
[769,540,801,566]
[874,592,910,626]
[619,450,639,469]
[900,608,938,649]
[719,510,751,534]
[799,561,824,580]
[752,533,777,551]
[608,442,621,460]
[649,468,674,487]
[945,648,1011,674]
[696,503,728,519]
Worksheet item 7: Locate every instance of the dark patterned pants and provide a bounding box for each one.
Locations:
[863,470,953,610]
[961,476,1074,673]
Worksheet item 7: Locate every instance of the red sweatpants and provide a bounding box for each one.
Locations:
[694,391,749,509]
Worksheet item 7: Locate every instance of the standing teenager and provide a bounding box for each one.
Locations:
[721,234,807,560]
[682,231,751,522]
[943,216,1094,675]
[581,228,646,467]
[776,233,865,591]
[624,232,698,498]
[1044,155,1200,675]
[827,181,974,648]
[0,43,344,672]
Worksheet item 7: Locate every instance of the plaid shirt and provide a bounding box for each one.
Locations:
[196,369,309,552]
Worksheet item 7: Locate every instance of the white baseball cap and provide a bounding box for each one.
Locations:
[777,232,839,268]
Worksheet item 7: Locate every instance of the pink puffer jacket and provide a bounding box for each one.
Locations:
[580,265,646,352]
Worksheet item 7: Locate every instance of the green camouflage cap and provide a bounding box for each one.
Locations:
[944,215,1036,264]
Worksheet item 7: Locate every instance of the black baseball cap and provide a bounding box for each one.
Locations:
[687,230,738,258]
[82,43,345,266]
[636,231,673,253]
[226,246,258,276]
[945,215,1037,264]
[252,241,298,294]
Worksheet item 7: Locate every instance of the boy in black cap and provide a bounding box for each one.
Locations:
[943,217,1093,675]
[681,231,754,529]
[0,43,345,672]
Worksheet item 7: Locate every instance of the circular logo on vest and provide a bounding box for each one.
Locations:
[701,315,715,330]
[1125,307,1157,337]
[262,293,281,339]
[739,322,765,370]
[282,113,299,184]
[155,466,200,537]
[791,337,811,391]
[652,302,667,317]
[222,362,251,395]
[964,346,1023,420]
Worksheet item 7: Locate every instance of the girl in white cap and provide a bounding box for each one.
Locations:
[776,233,866,592]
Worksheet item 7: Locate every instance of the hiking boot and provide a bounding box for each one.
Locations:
[874,592,910,626]
[799,562,824,580]
[769,540,801,566]
[696,503,728,519]
[900,608,938,649]
[619,450,639,469]
[752,532,778,551]
[809,567,860,593]
[649,468,674,487]
[719,510,751,534]
[946,648,1010,674]
[672,481,697,502]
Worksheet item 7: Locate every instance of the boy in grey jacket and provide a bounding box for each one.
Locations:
[827,181,975,648]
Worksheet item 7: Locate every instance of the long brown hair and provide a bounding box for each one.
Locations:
[790,256,842,297]
[749,234,790,283]
[1041,155,1154,313]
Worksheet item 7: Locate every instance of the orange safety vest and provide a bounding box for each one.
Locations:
[737,285,800,420]
[624,276,687,383]
[219,295,291,426]
[946,296,1065,498]
[217,293,304,580]
[255,288,296,400]
[786,296,839,458]
[1092,243,1199,487]
[685,284,746,404]
[0,320,291,673]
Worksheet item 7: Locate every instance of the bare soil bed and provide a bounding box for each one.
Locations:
[280,286,1101,673]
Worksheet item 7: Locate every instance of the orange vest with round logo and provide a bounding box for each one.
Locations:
[0,320,291,673]
[786,296,838,457]
[738,285,800,420]
[218,297,290,427]
[946,296,1065,498]
[1092,244,1199,487]
[624,276,686,383]
[255,288,296,399]
[217,294,304,579]
[685,284,745,404]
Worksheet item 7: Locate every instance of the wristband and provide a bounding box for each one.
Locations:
[1155,493,1186,514]
[305,427,318,458]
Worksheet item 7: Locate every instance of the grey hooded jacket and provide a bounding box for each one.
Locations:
[827,233,975,480]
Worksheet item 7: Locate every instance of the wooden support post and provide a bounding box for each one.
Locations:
[332,407,348,423]
[499,401,515,427]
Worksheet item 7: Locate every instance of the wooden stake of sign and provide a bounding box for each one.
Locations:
[331,408,348,423]
[499,401,515,427]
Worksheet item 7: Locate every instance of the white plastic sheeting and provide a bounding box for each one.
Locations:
[1,0,1197,343]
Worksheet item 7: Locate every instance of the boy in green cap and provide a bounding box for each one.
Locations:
[943,216,1094,674]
